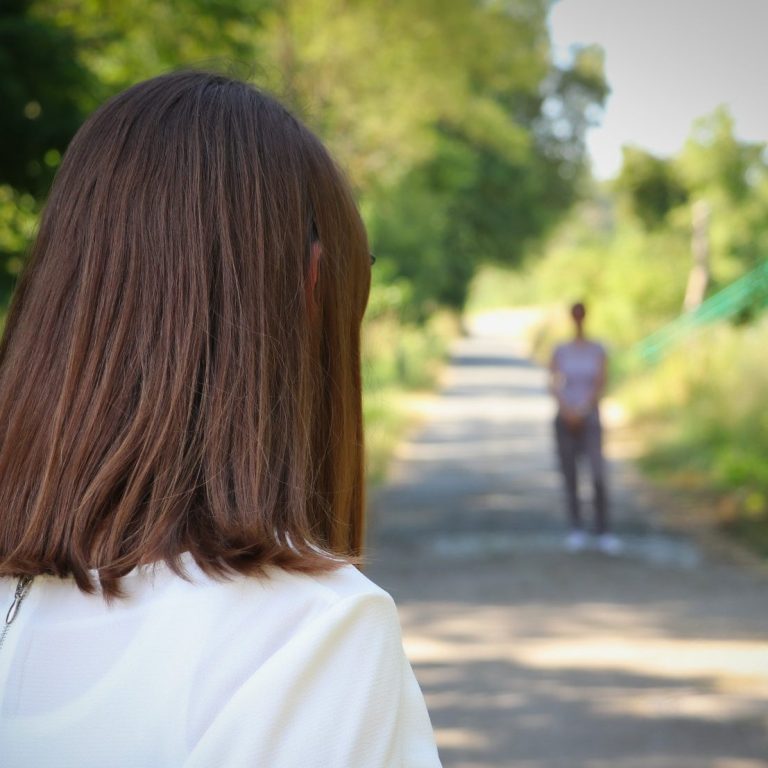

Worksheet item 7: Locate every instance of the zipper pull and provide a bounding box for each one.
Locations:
[5,575,33,625]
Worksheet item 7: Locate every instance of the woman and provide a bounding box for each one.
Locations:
[0,71,441,767]
[550,302,622,555]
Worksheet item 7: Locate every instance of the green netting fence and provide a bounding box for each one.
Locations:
[629,260,768,365]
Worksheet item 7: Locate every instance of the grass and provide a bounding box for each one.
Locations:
[362,310,458,483]
[616,317,768,558]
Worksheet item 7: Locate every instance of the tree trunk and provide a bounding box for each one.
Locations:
[683,200,710,312]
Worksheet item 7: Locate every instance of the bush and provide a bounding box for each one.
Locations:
[618,316,768,555]
[362,287,458,482]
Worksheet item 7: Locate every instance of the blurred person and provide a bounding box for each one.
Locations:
[0,71,441,767]
[549,302,622,555]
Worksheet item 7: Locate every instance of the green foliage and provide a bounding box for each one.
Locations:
[473,199,690,352]
[0,185,39,296]
[678,108,764,203]
[614,147,688,230]
[363,303,456,392]
[263,1,607,314]
[0,1,93,201]
[0,2,91,195]
[620,318,768,555]
[0,0,606,318]
[488,106,768,343]
[37,0,270,91]
[362,300,457,482]
[676,108,768,282]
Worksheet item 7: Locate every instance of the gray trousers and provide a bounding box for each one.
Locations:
[554,410,610,534]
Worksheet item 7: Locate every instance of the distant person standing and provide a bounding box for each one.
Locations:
[549,302,622,555]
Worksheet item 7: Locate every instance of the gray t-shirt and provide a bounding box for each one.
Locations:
[553,340,606,414]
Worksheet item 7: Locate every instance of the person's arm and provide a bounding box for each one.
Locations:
[184,591,442,768]
[548,348,566,410]
[550,347,580,425]
[584,345,607,413]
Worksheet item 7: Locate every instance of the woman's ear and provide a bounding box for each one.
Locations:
[306,241,321,315]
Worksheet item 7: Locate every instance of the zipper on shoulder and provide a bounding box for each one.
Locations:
[0,576,34,654]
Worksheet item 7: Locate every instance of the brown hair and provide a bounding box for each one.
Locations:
[0,71,371,596]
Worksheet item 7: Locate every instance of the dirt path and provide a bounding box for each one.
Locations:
[366,318,768,768]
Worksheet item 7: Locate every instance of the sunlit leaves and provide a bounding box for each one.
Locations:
[0,0,607,311]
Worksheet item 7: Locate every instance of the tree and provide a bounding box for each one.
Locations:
[677,108,768,281]
[0,0,606,314]
[0,1,96,296]
[0,0,92,196]
[297,5,609,313]
[614,147,688,230]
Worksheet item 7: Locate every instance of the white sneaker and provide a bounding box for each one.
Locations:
[565,530,588,552]
[597,533,624,556]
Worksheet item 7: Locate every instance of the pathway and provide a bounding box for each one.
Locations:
[366,316,768,768]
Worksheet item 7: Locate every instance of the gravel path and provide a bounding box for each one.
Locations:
[366,318,768,768]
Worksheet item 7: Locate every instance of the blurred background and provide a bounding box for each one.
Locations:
[2,0,768,545]
[2,1,768,765]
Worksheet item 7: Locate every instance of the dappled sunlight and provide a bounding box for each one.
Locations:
[432,728,491,752]
[405,617,768,765]
[591,688,766,722]
[402,604,768,693]
[510,637,768,684]
[586,759,767,768]
[396,436,549,462]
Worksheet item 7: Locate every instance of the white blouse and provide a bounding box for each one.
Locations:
[0,556,441,767]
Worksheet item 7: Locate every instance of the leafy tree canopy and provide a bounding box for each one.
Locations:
[614,147,688,230]
[0,0,607,312]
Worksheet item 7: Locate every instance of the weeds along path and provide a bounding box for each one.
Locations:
[367,311,768,768]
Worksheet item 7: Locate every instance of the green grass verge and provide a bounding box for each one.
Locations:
[362,310,458,484]
[617,317,768,558]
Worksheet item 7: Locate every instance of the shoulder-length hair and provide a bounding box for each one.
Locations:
[0,71,371,597]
